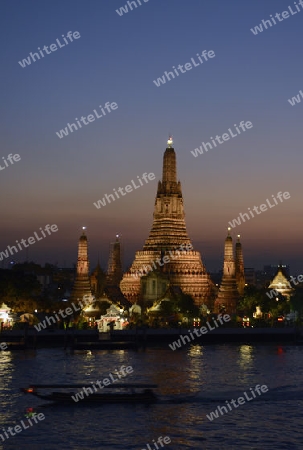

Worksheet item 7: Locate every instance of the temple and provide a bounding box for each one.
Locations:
[119,138,214,306]
[268,265,294,300]
[107,235,123,286]
[214,228,240,315]
[235,235,245,296]
[70,228,93,303]
[89,235,130,312]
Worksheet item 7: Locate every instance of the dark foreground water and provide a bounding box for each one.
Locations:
[0,343,303,450]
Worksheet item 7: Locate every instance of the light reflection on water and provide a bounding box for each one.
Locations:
[238,345,254,369]
[0,345,302,449]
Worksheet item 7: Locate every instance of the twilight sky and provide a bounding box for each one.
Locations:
[0,0,302,274]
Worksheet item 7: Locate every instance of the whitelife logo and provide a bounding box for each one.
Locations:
[18,31,81,68]
[116,0,150,16]
[206,384,269,421]
[153,50,215,87]
[71,365,133,402]
[0,342,8,351]
[288,89,303,106]
[141,435,171,450]
[0,224,58,261]
[169,314,231,351]
[228,192,291,228]
[56,102,118,139]
[190,121,253,158]
[250,1,303,35]
[34,295,94,332]
[93,172,155,209]
[0,153,21,172]
[0,413,45,443]
[266,274,303,299]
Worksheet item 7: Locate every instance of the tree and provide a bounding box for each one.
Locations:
[177,294,200,316]
[237,286,264,316]
[0,268,42,313]
[290,288,303,319]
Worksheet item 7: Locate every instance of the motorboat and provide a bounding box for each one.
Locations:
[20,383,158,404]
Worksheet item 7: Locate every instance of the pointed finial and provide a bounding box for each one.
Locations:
[82,226,86,235]
[227,227,231,236]
[237,234,240,242]
[167,136,173,148]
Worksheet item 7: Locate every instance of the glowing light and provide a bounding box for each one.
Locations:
[167,136,174,147]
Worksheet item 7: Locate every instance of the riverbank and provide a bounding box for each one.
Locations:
[1,327,302,349]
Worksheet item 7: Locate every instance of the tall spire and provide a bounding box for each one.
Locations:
[157,137,181,196]
[144,138,188,249]
[107,234,123,286]
[120,140,214,306]
[70,227,92,303]
[235,234,245,296]
[214,229,239,315]
[223,227,235,276]
[162,137,177,185]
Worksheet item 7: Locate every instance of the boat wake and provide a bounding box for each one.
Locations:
[159,385,303,404]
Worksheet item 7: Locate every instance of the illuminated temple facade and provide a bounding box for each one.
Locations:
[70,228,93,303]
[235,235,245,296]
[214,229,240,315]
[268,266,294,300]
[119,138,215,307]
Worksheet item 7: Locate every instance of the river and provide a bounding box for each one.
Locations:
[0,343,302,449]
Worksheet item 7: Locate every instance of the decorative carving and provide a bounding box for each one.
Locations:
[120,143,214,306]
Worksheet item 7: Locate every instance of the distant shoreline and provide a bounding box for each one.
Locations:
[1,327,302,349]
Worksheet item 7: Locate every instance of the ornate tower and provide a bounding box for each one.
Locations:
[235,234,245,296]
[70,228,93,303]
[90,261,106,299]
[107,235,123,286]
[144,138,190,247]
[214,229,239,315]
[120,138,214,306]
